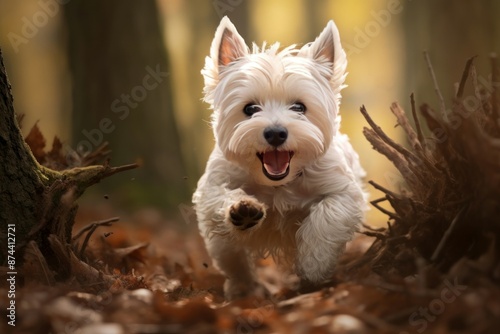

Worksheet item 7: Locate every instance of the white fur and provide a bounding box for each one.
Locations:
[193,17,368,299]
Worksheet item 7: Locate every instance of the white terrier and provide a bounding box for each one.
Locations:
[193,17,367,299]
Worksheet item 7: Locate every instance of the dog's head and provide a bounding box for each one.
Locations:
[202,17,347,186]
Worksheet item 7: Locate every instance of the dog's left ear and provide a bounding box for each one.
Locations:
[309,20,347,86]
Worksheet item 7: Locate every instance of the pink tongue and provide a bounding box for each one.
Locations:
[263,150,290,175]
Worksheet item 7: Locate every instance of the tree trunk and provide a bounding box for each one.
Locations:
[0,49,51,264]
[64,0,188,209]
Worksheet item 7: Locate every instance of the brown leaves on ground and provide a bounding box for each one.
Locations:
[24,122,47,163]
[22,120,112,170]
[3,216,500,334]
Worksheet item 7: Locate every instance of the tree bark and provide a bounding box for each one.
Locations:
[0,49,53,264]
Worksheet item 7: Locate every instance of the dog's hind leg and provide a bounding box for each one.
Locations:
[295,190,363,284]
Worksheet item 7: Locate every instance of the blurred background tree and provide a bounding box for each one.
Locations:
[0,0,498,224]
[64,0,188,209]
[403,0,500,105]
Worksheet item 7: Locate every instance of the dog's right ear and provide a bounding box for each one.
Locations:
[202,17,248,105]
[210,16,248,69]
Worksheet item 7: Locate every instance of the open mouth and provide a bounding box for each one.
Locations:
[257,150,294,181]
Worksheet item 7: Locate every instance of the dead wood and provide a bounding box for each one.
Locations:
[358,55,500,277]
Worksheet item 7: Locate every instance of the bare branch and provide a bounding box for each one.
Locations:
[73,217,120,258]
[431,206,466,262]
[456,56,475,99]
[360,106,420,164]
[470,61,486,116]
[410,93,426,151]
[390,102,422,153]
[72,217,120,242]
[368,180,399,199]
[363,128,418,187]
[424,51,447,121]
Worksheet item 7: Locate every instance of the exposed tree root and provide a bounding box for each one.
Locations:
[357,55,500,277]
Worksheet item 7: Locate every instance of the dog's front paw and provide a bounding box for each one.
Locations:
[227,199,265,230]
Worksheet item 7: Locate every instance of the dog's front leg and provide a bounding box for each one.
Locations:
[199,190,267,299]
[194,173,267,299]
[295,192,363,285]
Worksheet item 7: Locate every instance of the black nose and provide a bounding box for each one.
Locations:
[263,126,288,147]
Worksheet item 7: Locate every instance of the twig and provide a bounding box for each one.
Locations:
[390,102,422,153]
[370,197,399,219]
[362,230,387,239]
[360,106,419,163]
[61,163,139,198]
[424,51,447,121]
[109,163,139,173]
[388,102,440,174]
[470,61,486,116]
[410,93,426,151]
[362,222,386,232]
[79,225,98,258]
[81,141,112,166]
[419,104,448,140]
[363,128,419,187]
[456,57,475,99]
[72,217,119,241]
[368,180,399,198]
[73,217,120,258]
[431,206,466,262]
[361,221,387,239]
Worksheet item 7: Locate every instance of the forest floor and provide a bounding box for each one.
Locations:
[2,204,498,334]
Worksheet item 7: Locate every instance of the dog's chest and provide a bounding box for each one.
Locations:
[242,180,317,217]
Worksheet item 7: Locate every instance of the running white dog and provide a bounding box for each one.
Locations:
[193,17,367,299]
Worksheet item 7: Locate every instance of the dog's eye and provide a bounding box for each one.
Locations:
[290,103,306,113]
[243,104,262,116]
